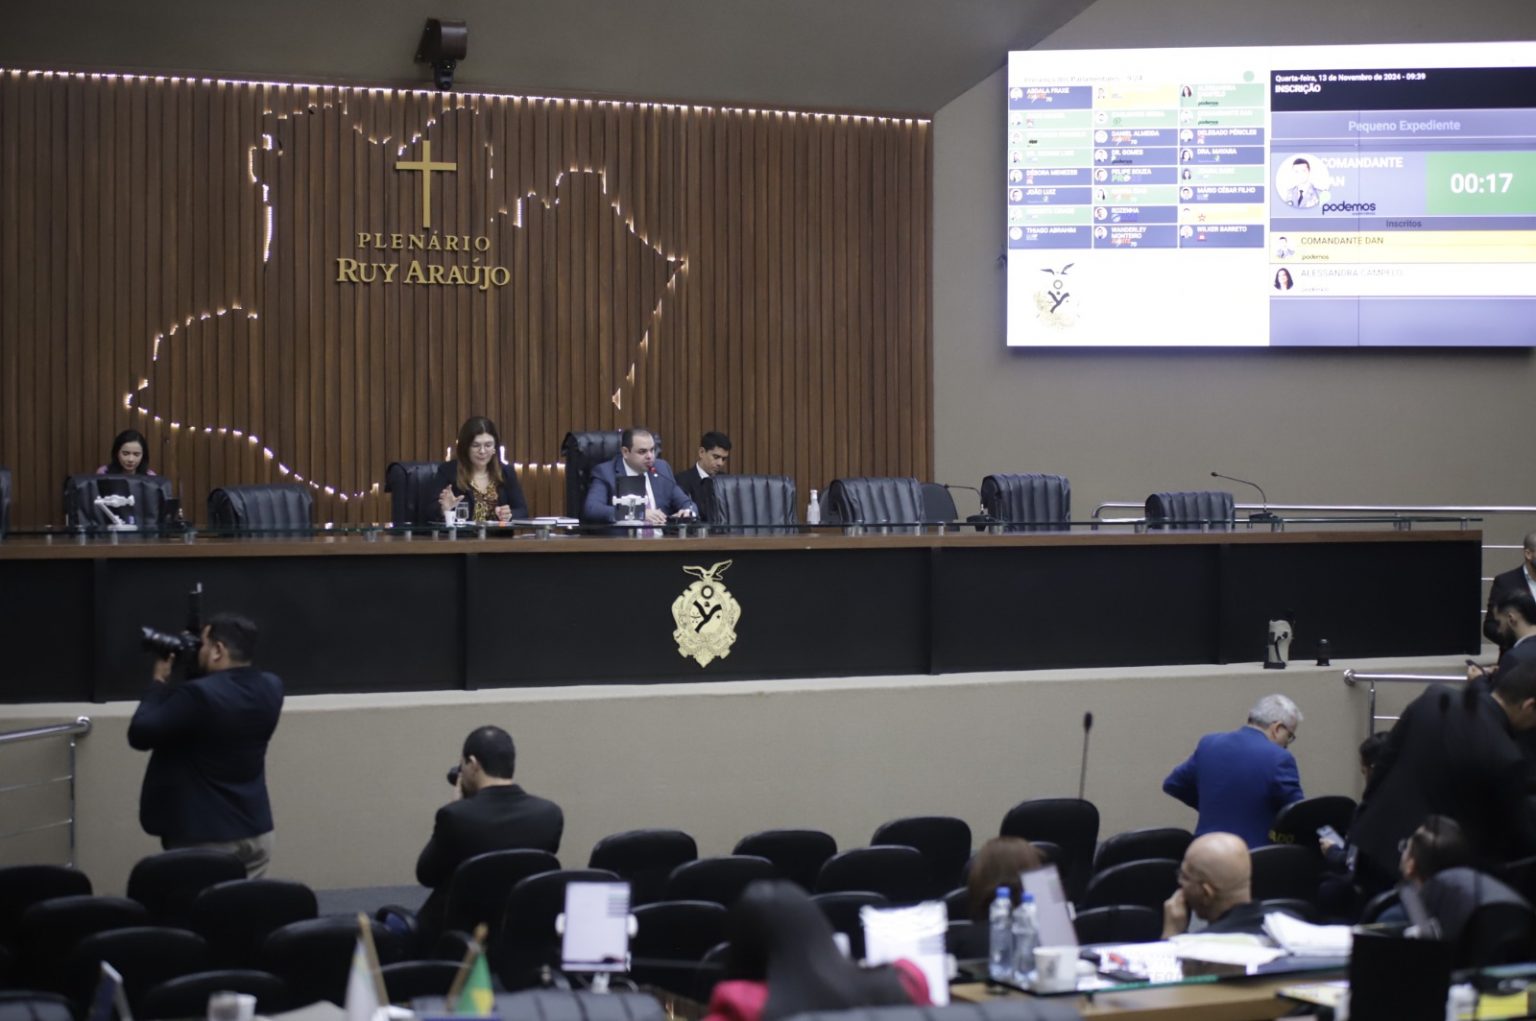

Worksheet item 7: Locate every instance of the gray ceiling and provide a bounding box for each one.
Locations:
[2,0,1095,115]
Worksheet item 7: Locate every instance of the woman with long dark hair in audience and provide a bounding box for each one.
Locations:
[434,416,528,523]
[98,429,156,475]
[705,880,929,1021]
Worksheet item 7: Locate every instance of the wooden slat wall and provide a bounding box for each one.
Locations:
[0,71,932,527]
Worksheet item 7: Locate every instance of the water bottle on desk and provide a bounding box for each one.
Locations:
[987,887,1013,983]
[1012,892,1038,983]
[806,489,821,526]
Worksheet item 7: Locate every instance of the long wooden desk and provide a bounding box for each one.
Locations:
[0,528,1480,702]
[952,975,1313,1020]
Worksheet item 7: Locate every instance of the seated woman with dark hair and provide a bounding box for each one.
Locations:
[98,429,157,475]
[435,416,528,523]
[965,836,1045,922]
[706,880,929,1021]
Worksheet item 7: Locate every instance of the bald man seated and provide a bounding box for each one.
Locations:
[1162,832,1277,938]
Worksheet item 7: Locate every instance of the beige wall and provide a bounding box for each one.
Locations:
[3,654,1455,895]
[932,0,1536,530]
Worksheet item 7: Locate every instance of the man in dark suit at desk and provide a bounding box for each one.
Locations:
[1162,832,1275,937]
[676,431,732,523]
[415,725,564,938]
[128,614,284,878]
[1350,664,1536,896]
[1485,533,1536,655]
[582,427,697,525]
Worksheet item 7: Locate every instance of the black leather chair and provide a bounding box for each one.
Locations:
[441,849,562,937]
[1360,888,1401,924]
[1081,859,1179,911]
[733,830,837,892]
[1498,855,1536,905]
[1249,844,1323,903]
[139,970,290,1020]
[811,892,888,961]
[943,887,969,921]
[65,927,210,1013]
[0,467,11,536]
[127,849,247,928]
[946,919,985,960]
[380,960,461,1003]
[919,483,957,525]
[1144,490,1235,531]
[189,879,318,969]
[630,900,728,996]
[815,847,928,904]
[980,473,1071,532]
[385,461,447,526]
[62,473,173,530]
[870,816,973,899]
[1454,900,1536,968]
[260,916,403,1007]
[17,895,151,992]
[588,829,697,906]
[0,865,91,950]
[663,856,777,907]
[0,992,75,1021]
[561,430,665,520]
[708,474,797,529]
[495,869,620,991]
[1093,827,1192,875]
[207,484,314,532]
[999,798,1100,904]
[1270,796,1358,845]
[823,477,925,526]
[1072,905,1163,945]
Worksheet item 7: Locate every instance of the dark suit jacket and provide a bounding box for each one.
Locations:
[676,465,716,522]
[1351,685,1536,886]
[432,461,529,519]
[1163,726,1303,848]
[1485,567,1531,653]
[128,667,285,842]
[415,783,564,934]
[581,456,696,523]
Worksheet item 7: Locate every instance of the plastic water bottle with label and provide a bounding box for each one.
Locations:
[987,887,1013,983]
[1012,892,1038,983]
[806,488,821,525]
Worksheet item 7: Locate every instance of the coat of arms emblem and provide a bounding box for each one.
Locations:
[671,560,742,667]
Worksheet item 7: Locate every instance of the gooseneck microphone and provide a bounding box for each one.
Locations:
[1078,711,1094,801]
[1211,471,1278,523]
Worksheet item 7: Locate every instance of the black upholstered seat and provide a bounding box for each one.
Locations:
[1081,859,1179,911]
[919,483,957,525]
[1144,490,1235,531]
[629,900,728,996]
[708,474,797,529]
[1093,827,1193,875]
[127,849,247,928]
[17,895,151,992]
[823,477,924,526]
[662,856,776,906]
[189,879,318,969]
[139,969,290,1020]
[980,473,1071,532]
[442,849,562,937]
[733,830,837,891]
[811,891,887,960]
[495,869,621,991]
[64,926,210,1012]
[62,473,173,530]
[1000,798,1100,904]
[0,865,91,951]
[815,847,928,904]
[588,829,697,906]
[1072,905,1163,944]
[1270,796,1358,845]
[260,916,403,1007]
[207,484,314,532]
[385,461,448,526]
[1249,844,1323,903]
[870,816,973,899]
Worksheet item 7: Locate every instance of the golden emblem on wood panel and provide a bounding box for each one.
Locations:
[671,560,742,667]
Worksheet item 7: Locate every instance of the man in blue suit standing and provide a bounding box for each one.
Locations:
[1163,694,1305,848]
[582,427,698,525]
[129,614,284,877]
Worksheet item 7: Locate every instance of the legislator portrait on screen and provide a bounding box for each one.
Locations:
[1004,41,1536,348]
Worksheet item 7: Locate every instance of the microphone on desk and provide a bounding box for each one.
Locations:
[940,484,996,530]
[1210,471,1278,523]
[1077,711,1094,802]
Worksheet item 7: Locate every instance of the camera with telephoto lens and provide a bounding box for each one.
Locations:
[446,764,462,786]
[140,583,205,675]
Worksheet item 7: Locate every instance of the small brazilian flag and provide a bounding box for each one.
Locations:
[453,950,494,1016]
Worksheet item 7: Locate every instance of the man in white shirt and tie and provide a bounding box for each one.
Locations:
[582,428,698,525]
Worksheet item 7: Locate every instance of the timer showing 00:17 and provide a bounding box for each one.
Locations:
[1449,172,1513,194]
[1425,153,1536,215]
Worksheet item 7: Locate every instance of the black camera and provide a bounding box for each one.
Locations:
[140,583,205,675]
[447,764,462,786]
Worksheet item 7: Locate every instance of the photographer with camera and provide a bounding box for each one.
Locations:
[414,725,563,941]
[128,613,284,878]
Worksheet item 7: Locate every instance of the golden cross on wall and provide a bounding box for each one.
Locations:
[395,140,458,229]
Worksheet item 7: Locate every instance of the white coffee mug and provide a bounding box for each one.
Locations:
[1032,945,1079,993]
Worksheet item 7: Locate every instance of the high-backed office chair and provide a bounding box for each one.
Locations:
[126,849,247,928]
[0,467,11,536]
[62,474,173,530]
[629,900,728,996]
[980,473,1071,532]
[1269,796,1357,845]
[919,483,957,525]
[1072,905,1162,945]
[662,856,776,907]
[1093,827,1192,875]
[0,865,92,951]
[207,484,314,532]
[811,892,887,961]
[1080,859,1179,911]
[1144,490,1235,531]
[1000,798,1100,904]
[815,847,928,904]
[260,917,403,1007]
[64,927,210,1014]
[384,461,446,526]
[823,477,925,526]
[1249,844,1323,903]
[587,829,696,906]
[708,474,797,529]
[140,971,290,1021]
[733,830,838,892]
[870,816,973,899]
[16,895,151,992]
[189,879,318,970]
[495,869,620,991]
[561,430,663,519]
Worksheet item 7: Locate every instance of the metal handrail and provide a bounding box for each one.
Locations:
[1094,501,1536,519]
[0,716,91,866]
[1342,670,1466,736]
